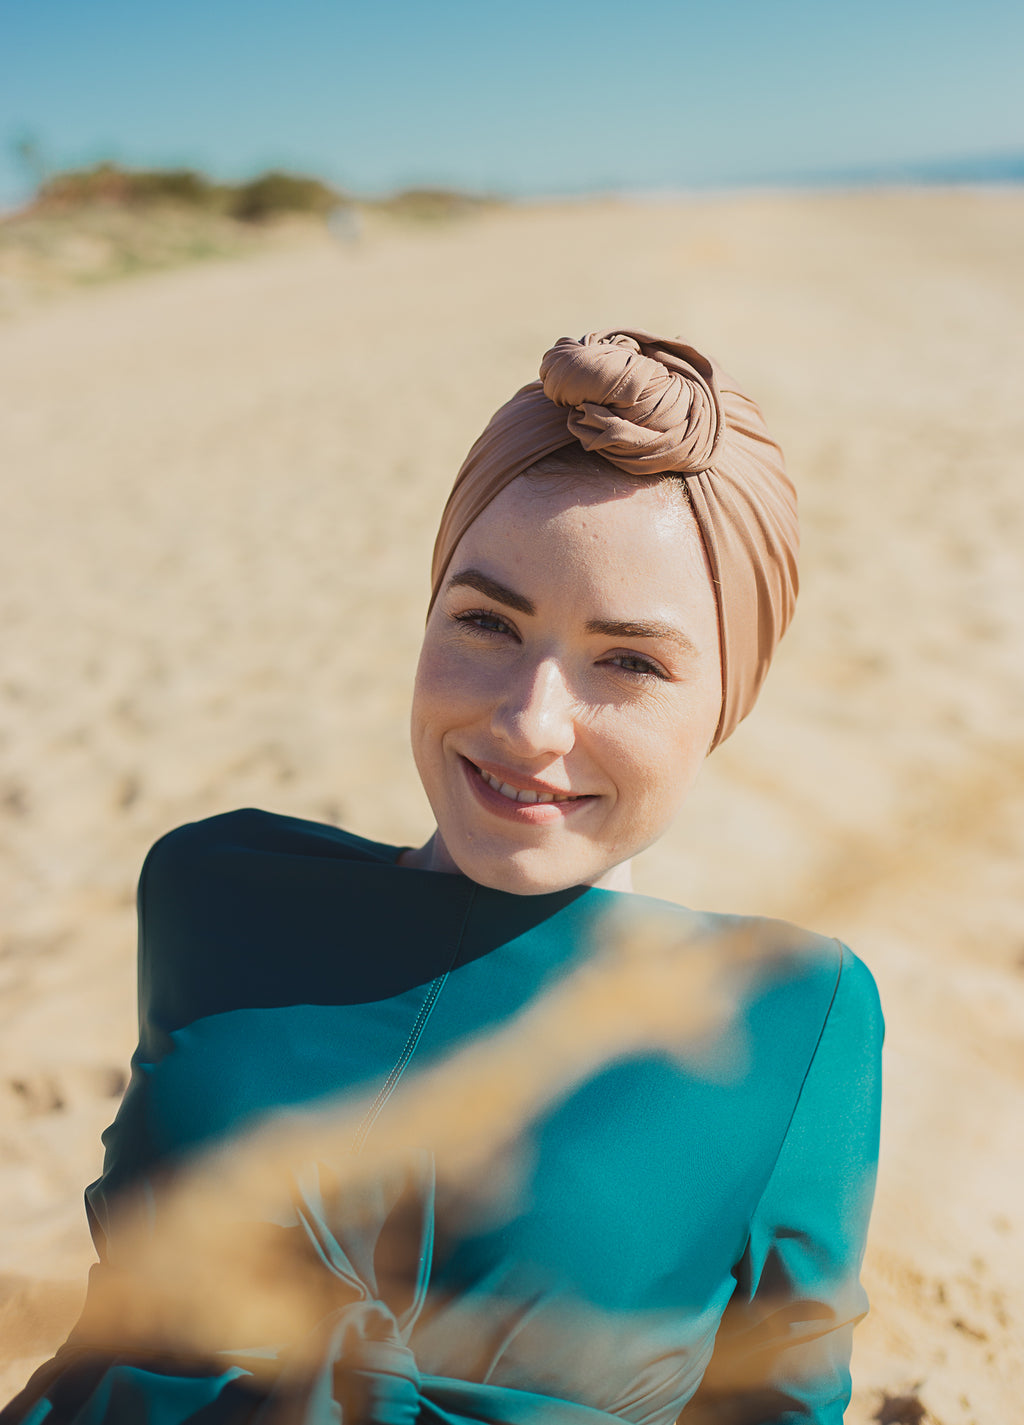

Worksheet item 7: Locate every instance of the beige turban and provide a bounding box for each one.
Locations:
[430,330,798,749]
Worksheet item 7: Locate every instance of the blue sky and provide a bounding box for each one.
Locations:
[2,0,1022,207]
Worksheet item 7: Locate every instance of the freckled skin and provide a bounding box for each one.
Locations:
[405,475,723,895]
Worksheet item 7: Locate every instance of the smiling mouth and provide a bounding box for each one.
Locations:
[468,760,589,806]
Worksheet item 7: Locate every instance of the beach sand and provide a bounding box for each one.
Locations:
[1,191,1022,1423]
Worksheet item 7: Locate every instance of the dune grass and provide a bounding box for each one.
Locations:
[0,162,498,314]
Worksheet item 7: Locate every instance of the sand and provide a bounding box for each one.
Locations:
[1,191,1022,1423]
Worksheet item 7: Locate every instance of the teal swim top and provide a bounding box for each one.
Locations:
[3,808,883,1425]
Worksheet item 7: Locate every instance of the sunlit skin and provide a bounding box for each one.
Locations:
[403,473,723,895]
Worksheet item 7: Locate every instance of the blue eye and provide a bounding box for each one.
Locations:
[451,609,517,638]
[607,653,667,680]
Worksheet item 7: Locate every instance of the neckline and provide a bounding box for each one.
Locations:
[235,809,679,917]
[382,838,688,924]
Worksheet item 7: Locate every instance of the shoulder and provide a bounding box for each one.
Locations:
[630,894,874,1024]
[748,916,882,1072]
[142,805,401,868]
[831,939,885,1039]
[690,905,881,1026]
[690,917,884,1185]
[716,916,884,1109]
[134,810,405,1042]
[627,897,883,1085]
[140,807,400,895]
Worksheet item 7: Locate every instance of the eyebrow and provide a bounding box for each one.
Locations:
[585,618,700,657]
[445,568,699,656]
[445,568,535,615]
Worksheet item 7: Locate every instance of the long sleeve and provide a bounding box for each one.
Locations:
[681,943,884,1425]
[0,811,885,1425]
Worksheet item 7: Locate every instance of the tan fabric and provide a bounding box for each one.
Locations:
[430,330,799,749]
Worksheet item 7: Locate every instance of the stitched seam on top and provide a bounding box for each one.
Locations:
[742,938,845,1224]
[351,974,446,1153]
[351,886,477,1154]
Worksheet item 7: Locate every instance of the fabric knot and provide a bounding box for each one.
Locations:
[538,329,722,474]
[330,1300,421,1425]
[259,1296,423,1424]
[430,326,798,749]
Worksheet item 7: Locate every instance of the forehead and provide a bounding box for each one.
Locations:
[456,474,708,585]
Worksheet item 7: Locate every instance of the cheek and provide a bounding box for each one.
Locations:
[599,696,714,822]
[410,649,451,753]
[411,631,490,739]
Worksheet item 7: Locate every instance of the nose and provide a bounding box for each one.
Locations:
[490,657,577,760]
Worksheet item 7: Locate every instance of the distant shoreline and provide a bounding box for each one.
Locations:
[3,182,1022,319]
[2,149,1023,219]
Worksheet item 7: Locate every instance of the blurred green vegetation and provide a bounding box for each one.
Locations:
[229,171,341,222]
[371,187,496,224]
[27,160,495,226]
[33,162,343,222]
[0,161,498,313]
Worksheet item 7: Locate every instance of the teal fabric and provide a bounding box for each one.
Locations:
[2,809,883,1425]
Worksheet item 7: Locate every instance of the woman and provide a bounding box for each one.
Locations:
[2,330,882,1425]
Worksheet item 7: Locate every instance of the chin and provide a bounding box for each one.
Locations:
[450,843,599,897]
[450,837,623,894]
[467,860,580,898]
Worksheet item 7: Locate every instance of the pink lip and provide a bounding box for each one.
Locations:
[459,756,595,824]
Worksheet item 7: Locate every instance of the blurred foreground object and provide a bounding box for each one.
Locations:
[2,811,881,1424]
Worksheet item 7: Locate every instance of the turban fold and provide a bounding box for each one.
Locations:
[430,330,798,749]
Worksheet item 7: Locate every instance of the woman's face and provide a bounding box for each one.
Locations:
[408,474,722,895]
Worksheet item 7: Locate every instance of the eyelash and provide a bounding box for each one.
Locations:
[449,610,668,681]
[608,652,667,680]
[451,608,516,638]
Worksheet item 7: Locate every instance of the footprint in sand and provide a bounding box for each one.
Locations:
[6,1066,127,1117]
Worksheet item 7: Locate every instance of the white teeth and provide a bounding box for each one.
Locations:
[478,767,578,805]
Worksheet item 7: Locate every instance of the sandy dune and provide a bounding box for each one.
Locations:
[1,191,1022,1423]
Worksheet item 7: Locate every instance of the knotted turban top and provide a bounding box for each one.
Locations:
[430,329,799,749]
